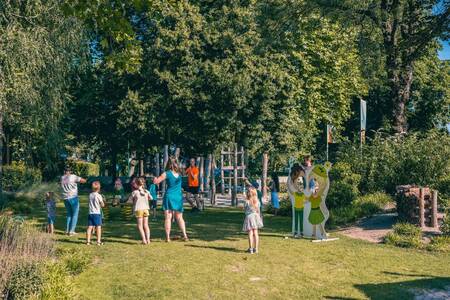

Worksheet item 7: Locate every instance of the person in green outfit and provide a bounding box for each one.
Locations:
[153,157,189,242]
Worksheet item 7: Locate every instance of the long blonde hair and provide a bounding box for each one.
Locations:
[246,187,259,211]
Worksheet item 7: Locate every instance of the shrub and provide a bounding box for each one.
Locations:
[58,248,91,275]
[1,162,42,192]
[40,262,75,300]
[0,216,54,296]
[426,236,450,252]
[328,206,360,227]
[441,214,450,236]
[66,159,99,178]
[384,223,422,248]
[353,192,393,217]
[327,162,361,209]
[5,261,43,300]
[337,130,450,195]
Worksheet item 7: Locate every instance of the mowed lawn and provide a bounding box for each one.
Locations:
[32,194,450,300]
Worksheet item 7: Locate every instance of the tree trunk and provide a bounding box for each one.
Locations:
[262,153,269,203]
[232,144,238,206]
[128,151,137,177]
[0,112,3,196]
[206,154,212,191]
[155,153,160,177]
[392,65,413,133]
[210,154,216,206]
[199,157,204,192]
[139,159,144,176]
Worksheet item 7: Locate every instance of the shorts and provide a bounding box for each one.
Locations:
[135,209,149,218]
[187,186,199,194]
[47,216,55,225]
[88,214,102,227]
[150,200,157,209]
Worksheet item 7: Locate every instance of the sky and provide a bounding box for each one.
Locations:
[438,41,450,60]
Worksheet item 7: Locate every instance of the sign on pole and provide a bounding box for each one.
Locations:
[360,99,367,144]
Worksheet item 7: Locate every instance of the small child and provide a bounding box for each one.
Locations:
[45,192,56,234]
[242,187,263,254]
[86,181,105,245]
[114,178,125,205]
[128,177,151,244]
[147,177,158,220]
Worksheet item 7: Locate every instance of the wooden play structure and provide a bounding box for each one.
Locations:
[220,144,246,206]
[396,185,444,229]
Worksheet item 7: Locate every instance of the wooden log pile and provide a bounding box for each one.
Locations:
[396,185,443,229]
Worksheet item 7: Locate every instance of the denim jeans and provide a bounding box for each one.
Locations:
[64,197,79,233]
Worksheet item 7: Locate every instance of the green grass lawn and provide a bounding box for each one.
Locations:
[31,194,450,300]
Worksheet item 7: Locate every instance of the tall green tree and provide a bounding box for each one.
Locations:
[0,0,88,189]
[314,0,450,133]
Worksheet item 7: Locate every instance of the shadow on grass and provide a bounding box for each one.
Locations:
[353,274,450,300]
[184,244,242,253]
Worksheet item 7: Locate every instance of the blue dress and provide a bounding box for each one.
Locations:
[163,171,183,212]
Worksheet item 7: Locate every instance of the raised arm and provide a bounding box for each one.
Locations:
[153,172,167,185]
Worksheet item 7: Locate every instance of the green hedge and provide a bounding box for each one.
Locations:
[66,159,99,178]
[1,162,42,192]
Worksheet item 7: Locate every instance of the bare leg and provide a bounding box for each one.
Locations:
[253,229,259,252]
[174,211,188,239]
[86,226,93,244]
[50,224,54,234]
[144,217,150,243]
[137,217,146,244]
[291,206,296,237]
[248,231,254,249]
[96,226,102,244]
[164,210,173,242]
[319,224,326,238]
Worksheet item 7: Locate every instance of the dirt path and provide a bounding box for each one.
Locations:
[338,213,397,243]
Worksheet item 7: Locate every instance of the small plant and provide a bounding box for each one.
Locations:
[385,223,422,248]
[5,261,43,300]
[40,262,75,300]
[0,162,42,192]
[353,192,393,217]
[426,236,450,252]
[441,214,450,236]
[57,248,91,275]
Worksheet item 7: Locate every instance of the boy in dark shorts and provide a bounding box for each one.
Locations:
[86,181,105,245]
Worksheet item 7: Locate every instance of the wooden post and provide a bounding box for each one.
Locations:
[175,147,180,160]
[262,152,269,203]
[128,151,137,177]
[419,187,425,228]
[162,145,169,193]
[210,154,216,206]
[220,148,225,195]
[199,157,205,192]
[206,154,212,191]
[232,143,238,206]
[139,159,144,176]
[432,190,438,229]
[155,153,160,177]
[240,146,245,194]
[228,147,232,197]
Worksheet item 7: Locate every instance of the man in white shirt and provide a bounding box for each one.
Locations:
[61,166,86,235]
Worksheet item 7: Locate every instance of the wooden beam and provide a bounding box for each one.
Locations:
[232,143,238,206]
[210,154,216,206]
[419,187,425,228]
[220,148,225,195]
[262,152,269,203]
[432,190,438,228]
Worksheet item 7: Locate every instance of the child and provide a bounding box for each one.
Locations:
[242,187,263,254]
[86,181,105,245]
[114,178,125,205]
[147,176,158,220]
[45,192,56,234]
[128,177,151,244]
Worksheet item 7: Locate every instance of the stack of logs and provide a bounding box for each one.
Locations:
[396,185,441,229]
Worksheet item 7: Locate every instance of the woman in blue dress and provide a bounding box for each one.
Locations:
[153,157,189,242]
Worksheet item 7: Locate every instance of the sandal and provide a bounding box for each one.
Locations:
[86,242,91,245]
[97,242,104,246]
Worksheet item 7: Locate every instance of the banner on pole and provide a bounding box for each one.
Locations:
[360,99,367,131]
[327,125,335,144]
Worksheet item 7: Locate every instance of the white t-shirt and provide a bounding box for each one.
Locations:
[61,174,81,199]
[89,192,104,214]
[132,188,150,212]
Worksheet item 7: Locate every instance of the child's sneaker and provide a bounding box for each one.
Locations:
[246,248,254,254]
[253,248,258,254]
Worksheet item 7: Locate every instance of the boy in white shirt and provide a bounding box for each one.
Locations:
[86,181,105,245]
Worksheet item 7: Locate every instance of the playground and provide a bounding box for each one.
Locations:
[27,193,450,299]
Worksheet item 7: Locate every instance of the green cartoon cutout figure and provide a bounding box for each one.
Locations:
[305,162,331,239]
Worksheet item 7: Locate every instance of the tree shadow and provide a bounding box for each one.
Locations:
[353,274,450,300]
[184,244,242,253]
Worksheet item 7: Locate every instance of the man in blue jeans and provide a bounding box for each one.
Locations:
[61,166,86,235]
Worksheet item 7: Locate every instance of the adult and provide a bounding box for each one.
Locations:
[269,173,280,215]
[185,158,202,211]
[153,157,189,242]
[61,166,86,235]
